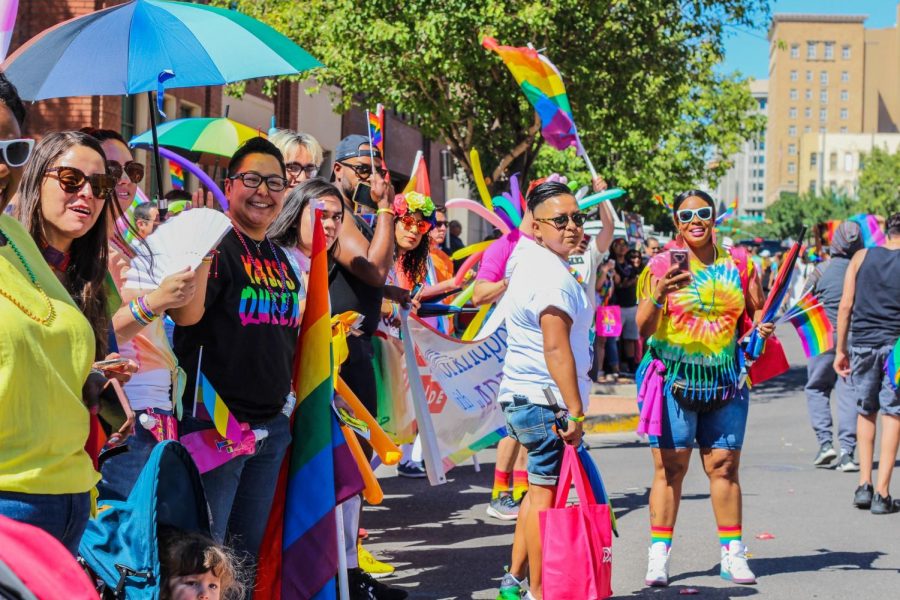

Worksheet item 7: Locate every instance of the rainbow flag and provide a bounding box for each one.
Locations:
[169,161,185,190]
[255,212,363,600]
[823,220,841,245]
[483,36,581,152]
[367,105,384,158]
[887,338,900,391]
[403,151,431,197]
[849,214,886,248]
[716,197,738,225]
[779,292,834,358]
[196,371,242,443]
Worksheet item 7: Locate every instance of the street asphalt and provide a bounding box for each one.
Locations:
[366,326,900,599]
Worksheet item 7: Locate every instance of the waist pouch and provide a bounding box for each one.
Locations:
[670,379,738,413]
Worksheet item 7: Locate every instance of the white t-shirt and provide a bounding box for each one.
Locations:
[498,237,593,407]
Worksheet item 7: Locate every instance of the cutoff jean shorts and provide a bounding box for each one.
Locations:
[502,395,565,486]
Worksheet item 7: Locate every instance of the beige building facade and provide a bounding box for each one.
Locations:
[766,6,900,205]
[798,132,900,197]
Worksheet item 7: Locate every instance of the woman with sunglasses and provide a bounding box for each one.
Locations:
[496,181,593,600]
[2,131,124,554]
[636,190,773,589]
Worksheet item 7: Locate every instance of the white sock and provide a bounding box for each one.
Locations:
[342,495,361,569]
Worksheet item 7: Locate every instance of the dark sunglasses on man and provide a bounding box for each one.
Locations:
[45,166,116,199]
[0,139,35,167]
[535,212,588,230]
[338,161,387,181]
[107,160,145,184]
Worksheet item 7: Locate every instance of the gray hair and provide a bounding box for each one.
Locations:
[269,129,324,167]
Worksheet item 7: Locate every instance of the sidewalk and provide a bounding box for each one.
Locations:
[585,380,638,434]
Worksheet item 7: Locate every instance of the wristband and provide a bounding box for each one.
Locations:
[377,208,395,217]
[567,414,586,423]
[650,295,665,309]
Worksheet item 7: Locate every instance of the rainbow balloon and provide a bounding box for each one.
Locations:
[779,292,834,358]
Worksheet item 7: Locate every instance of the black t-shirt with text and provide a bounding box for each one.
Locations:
[174,229,301,424]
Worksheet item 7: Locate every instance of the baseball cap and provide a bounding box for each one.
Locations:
[335,134,382,162]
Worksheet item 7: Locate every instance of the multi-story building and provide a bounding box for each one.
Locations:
[798,132,900,197]
[713,79,768,222]
[765,6,899,204]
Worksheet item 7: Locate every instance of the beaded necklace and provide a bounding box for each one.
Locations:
[231,225,290,319]
[0,227,57,326]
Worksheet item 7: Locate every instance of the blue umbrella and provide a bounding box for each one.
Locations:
[2,0,321,202]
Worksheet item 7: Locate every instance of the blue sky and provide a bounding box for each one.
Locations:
[721,0,898,80]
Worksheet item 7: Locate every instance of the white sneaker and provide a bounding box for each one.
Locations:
[644,542,670,587]
[720,540,756,584]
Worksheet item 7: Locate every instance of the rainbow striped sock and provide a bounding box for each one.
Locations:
[512,470,529,502]
[718,525,742,548]
[650,525,673,550]
[492,469,511,500]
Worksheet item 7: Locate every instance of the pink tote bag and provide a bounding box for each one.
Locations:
[539,445,613,600]
[595,305,623,338]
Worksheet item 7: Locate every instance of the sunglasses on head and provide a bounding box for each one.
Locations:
[398,214,433,234]
[0,139,34,167]
[535,212,588,230]
[45,166,116,199]
[676,206,714,223]
[285,162,319,179]
[229,171,288,192]
[107,160,145,184]
[339,161,387,181]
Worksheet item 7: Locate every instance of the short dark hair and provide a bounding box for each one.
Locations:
[673,189,715,212]
[0,73,26,127]
[164,189,192,202]
[527,181,572,212]
[887,212,900,238]
[79,127,127,146]
[134,201,158,222]
[228,136,285,178]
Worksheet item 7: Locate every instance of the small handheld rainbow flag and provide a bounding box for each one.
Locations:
[367,105,384,157]
[849,214,886,248]
[169,161,185,190]
[715,197,738,225]
[778,292,834,358]
[886,338,900,391]
[194,347,243,443]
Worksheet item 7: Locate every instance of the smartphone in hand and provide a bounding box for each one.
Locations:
[670,250,690,273]
[352,182,377,213]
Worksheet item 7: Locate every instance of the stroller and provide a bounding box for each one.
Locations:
[80,441,210,599]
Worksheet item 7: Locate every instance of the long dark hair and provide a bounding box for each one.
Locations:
[268,178,343,254]
[397,221,431,286]
[16,131,112,359]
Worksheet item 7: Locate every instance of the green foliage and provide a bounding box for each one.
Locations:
[857,147,900,217]
[224,0,767,214]
[748,189,855,240]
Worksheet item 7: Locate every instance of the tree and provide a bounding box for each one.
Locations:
[227,0,767,205]
[750,189,854,240]
[857,147,900,217]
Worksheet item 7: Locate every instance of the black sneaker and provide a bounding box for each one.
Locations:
[853,483,874,509]
[347,567,408,600]
[870,493,900,515]
[836,449,860,472]
[397,461,427,479]
[813,441,838,468]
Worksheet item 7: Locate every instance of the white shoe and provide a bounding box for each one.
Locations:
[720,540,757,584]
[644,542,670,587]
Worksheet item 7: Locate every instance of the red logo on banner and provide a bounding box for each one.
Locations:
[414,346,448,413]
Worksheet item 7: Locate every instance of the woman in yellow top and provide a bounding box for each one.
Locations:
[0,80,101,555]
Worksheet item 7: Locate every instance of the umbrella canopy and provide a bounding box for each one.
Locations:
[1,0,321,100]
[130,116,264,166]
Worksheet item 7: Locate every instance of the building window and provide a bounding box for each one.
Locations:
[820,108,827,122]
[121,96,137,141]
[820,71,828,85]
[805,89,812,101]
[790,88,798,100]
[791,44,800,58]
[841,71,849,82]
[840,108,848,120]
[840,126,848,133]
[824,42,834,59]
[788,125,797,137]
[789,107,797,119]
[809,180,817,193]
[840,89,849,102]
[807,42,817,59]
[844,153,853,172]
[804,107,812,118]
[806,70,813,82]
[759,140,765,151]
[842,45,850,59]
[804,126,812,133]
[820,126,826,133]
[810,153,817,167]
[788,143,797,156]
[790,70,798,82]
[820,90,828,103]
[829,152,837,170]
[788,162,797,174]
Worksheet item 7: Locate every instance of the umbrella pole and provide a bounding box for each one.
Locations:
[148,91,167,217]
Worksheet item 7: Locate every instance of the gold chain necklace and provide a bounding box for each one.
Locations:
[0,227,57,326]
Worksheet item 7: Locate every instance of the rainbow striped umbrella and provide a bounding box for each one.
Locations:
[130,117,264,165]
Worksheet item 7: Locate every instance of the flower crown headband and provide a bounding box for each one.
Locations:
[393,191,435,218]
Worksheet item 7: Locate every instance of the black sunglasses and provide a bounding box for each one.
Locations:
[535,212,588,230]
[45,166,116,199]
[338,161,387,181]
[107,160,145,184]
[0,139,34,167]
[229,171,288,192]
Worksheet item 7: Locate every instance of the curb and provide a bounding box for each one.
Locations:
[584,413,639,434]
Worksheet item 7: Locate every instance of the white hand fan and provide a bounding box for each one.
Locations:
[124,208,232,290]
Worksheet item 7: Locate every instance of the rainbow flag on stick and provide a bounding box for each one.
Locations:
[848,214,886,248]
[483,36,582,153]
[255,212,363,600]
[169,161,185,190]
[196,368,242,443]
[778,292,834,358]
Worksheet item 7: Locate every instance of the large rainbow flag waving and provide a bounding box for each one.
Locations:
[255,213,363,599]
[483,36,582,152]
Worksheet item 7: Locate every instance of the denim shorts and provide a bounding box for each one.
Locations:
[648,385,750,450]
[850,345,900,417]
[503,397,564,486]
